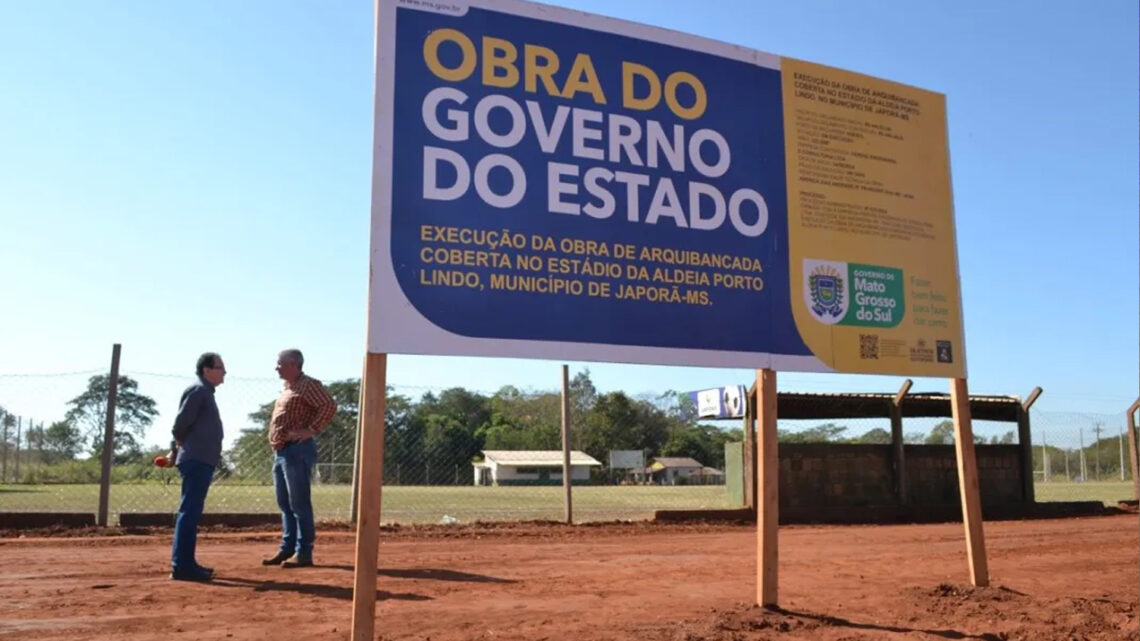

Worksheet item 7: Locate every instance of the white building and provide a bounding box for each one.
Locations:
[473,450,603,486]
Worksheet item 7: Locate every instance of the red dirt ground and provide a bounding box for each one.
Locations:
[1,515,1136,640]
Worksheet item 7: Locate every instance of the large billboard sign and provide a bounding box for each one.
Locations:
[369,0,966,377]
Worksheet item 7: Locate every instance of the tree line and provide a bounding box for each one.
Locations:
[3,372,1061,486]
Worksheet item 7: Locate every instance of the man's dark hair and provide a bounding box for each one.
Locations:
[196,352,222,376]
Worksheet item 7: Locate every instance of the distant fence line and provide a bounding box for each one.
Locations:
[0,367,1136,524]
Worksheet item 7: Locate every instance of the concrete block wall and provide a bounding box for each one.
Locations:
[777,443,1026,509]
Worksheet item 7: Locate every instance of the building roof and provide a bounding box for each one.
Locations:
[650,457,704,469]
[765,391,1023,422]
[479,450,603,467]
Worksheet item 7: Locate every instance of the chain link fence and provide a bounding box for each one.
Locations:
[1,368,1135,525]
[1030,409,1136,505]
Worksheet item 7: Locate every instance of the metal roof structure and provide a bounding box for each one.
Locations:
[477,450,603,467]
[760,391,1024,422]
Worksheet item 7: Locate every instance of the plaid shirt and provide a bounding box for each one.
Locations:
[268,373,337,451]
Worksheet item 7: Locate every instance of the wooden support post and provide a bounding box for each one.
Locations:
[350,353,387,641]
[1017,387,1042,502]
[1127,399,1140,501]
[950,378,989,587]
[561,364,573,524]
[96,344,121,527]
[756,369,778,607]
[891,379,911,505]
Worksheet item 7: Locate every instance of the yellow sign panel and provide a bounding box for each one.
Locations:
[782,58,966,377]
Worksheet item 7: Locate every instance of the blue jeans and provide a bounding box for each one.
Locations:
[172,458,214,571]
[273,439,317,558]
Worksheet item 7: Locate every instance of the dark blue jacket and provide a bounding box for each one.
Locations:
[172,377,224,467]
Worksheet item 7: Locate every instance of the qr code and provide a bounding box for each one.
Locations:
[859,334,879,359]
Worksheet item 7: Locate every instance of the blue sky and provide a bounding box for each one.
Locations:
[0,1,1136,447]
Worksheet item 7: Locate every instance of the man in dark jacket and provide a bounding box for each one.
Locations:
[169,352,226,581]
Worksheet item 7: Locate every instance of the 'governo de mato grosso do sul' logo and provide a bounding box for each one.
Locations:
[803,259,849,325]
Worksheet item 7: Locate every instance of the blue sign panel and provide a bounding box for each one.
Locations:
[371,0,961,374]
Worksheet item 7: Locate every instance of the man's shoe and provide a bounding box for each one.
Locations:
[170,567,213,582]
[282,555,313,568]
[261,551,292,566]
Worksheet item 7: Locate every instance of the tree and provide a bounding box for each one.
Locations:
[226,401,274,481]
[414,388,490,484]
[315,379,361,483]
[478,385,561,451]
[779,422,847,443]
[852,427,892,444]
[65,374,157,463]
[579,391,670,465]
[568,370,598,448]
[925,420,955,445]
[42,420,83,462]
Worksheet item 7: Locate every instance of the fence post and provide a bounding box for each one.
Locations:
[560,364,573,524]
[891,379,911,505]
[97,344,122,527]
[350,357,366,523]
[1079,427,1086,480]
[1120,424,1126,481]
[743,384,755,512]
[2,414,8,482]
[14,416,20,482]
[1018,387,1041,502]
[1127,399,1140,501]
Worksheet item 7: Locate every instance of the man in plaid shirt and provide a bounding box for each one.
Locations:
[261,348,337,568]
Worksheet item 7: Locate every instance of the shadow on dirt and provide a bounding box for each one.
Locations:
[211,577,432,602]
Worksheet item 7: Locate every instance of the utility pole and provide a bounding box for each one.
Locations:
[1079,426,1087,481]
[1093,423,1102,481]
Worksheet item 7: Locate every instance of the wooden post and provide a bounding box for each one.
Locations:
[350,352,387,641]
[742,386,755,512]
[950,378,988,587]
[1017,387,1041,502]
[891,379,911,504]
[561,364,573,524]
[1127,399,1140,501]
[96,344,121,527]
[350,355,367,523]
[756,369,778,607]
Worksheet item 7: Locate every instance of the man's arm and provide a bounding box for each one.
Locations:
[300,380,337,435]
[171,387,205,442]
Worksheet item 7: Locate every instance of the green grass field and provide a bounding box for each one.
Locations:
[1032,480,1135,506]
[1,481,1133,526]
[0,483,736,524]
